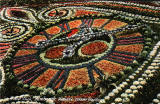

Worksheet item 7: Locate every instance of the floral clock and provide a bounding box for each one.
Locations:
[1,1,159,104]
[5,15,145,93]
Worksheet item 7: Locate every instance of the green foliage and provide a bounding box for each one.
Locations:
[146,42,152,46]
[57,89,63,94]
[30,86,37,90]
[88,83,93,88]
[144,46,150,51]
[127,66,132,70]
[141,51,148,58]
[6,73,15,80]
[145,38,152,42]
[119,71,125,76]
[23,84,29,89]
[110,75,117,81]
[5,68,10,72]
[17,80,23,86]
[40,91,47,96]
[48,90,55,96]
[67,87,73,91]
[133,60,139,66]
[77,85,83,90]
[37,87,44,92]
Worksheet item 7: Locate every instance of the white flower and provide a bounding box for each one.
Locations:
[145,70,151,74]
[125,89,132,94]
[113,89,119,94]
[155,66,159,70]
[142,74,147,77]
[117,87,122,91]
[121,93,128,98]
[129,75,134,79]
[122,82,128,86]
[104,96,110,101]
[140,80,146,85]
[135,71,140,74]
[126,79,130,82]
[130,85,137,90]
[133,81,139,85]
[138,78,144,81]
[148,74,154,78]
[115,98,122,103]
[137,68,143,71]
[108,92,115,97]
[153,60,159,63]
[133,90,138,94]
[119,84,125,88]
[153,99,160,103]
[157,93,160,99]
[99,99,106,104]
[46,99,54,103]
[144,61,148,64]
[128,94,135,99]
[137,85,143,89]
[122,98,130,103]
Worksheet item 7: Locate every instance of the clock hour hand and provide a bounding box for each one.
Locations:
[35,25,92,48]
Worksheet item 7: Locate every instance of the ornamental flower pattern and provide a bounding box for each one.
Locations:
[0,1,160,104]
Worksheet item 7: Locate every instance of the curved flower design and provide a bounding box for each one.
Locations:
[0,23,33,42]
[0,1,159,104]
[0,7,38,23]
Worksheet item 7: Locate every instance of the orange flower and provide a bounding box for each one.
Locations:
[14,62,39,75]
[45,46,66,59]
[95,60,126,75]
[46,26,61,35]
[75,10,99,16]
[81,41,108,55]
[27,35,47,44]
[115,44,144,54]
[92,19,109,28]
[68,20,82,29]
[103,20,127,31]
[116,32,142,38]
[15,49,37,56]
[64,68,90,89]
[31,68,58,87]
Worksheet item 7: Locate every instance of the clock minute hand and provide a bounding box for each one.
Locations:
[36,24,143,57]
[62,24,143,58]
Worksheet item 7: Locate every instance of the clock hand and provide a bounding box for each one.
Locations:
[36,24,144,58]
[62,24,144,58]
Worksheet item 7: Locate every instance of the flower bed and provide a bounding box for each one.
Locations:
[45,46,66,59]
[0,1,160,104]
[95,60,126,75]
[115,44,144,54]
[81,41,108,55]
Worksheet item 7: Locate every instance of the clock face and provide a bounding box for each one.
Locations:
[11,17,144,90]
